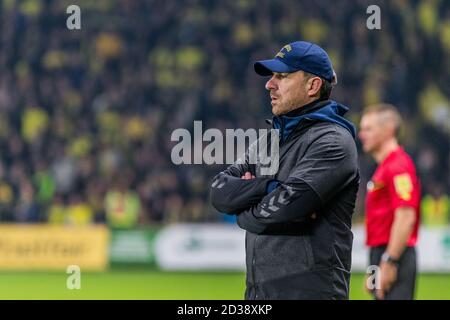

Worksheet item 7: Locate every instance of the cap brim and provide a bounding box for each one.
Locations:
[254,59,294,76]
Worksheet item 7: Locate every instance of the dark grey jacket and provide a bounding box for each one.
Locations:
[210,99,359,300]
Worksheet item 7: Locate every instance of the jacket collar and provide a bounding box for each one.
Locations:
[283,98,330,117]
[266,99,328,125]
[269,99,356,143]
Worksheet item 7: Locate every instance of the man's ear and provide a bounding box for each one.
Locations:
[307,77,322,97]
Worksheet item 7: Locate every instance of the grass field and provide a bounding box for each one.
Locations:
[0,270,449,299]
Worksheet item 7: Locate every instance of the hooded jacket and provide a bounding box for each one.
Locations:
[210,99,360,299]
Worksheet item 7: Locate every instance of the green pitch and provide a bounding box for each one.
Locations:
[0,270,449,299]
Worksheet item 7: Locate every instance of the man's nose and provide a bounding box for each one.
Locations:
[265,76,277,91]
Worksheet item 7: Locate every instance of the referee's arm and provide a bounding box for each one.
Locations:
[385,206,416,260]
[376,206,416,299]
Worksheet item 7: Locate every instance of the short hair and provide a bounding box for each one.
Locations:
[319,78,333,100]
[302,71,333,100]
[362,103,403,137]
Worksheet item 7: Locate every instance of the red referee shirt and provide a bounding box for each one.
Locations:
[365,146,421,247]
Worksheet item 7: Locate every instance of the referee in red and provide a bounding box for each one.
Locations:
[359,104,421,300]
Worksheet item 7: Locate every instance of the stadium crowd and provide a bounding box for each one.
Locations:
[0,0,448,228]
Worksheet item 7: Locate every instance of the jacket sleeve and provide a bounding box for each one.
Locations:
[236,130,358,234]
[210,131,278,214]
[210,173,274,215]
[210,140,277,215]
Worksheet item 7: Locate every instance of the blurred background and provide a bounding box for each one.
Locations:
[0,0,448,299]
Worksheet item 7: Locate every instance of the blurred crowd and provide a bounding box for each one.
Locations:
[0,0,448,228]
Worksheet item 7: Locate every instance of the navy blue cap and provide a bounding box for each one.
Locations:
[254,41,337,83]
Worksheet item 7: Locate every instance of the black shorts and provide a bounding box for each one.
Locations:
[369,245,417,300]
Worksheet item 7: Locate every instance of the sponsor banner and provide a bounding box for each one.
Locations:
[0,225,109,271]
[154,223,246,270]
[154,224,450,272]
[109,229,158,265]
[352,225,450,272]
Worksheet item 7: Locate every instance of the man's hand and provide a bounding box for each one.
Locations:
[375,261,398,299]
[364,274,374,295]
[241,172,256,180]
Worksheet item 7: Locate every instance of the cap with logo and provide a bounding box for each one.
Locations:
[254,41,337,84]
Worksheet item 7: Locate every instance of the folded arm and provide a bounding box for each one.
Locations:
[236,178,321,234]
[210,139,280,214]
[237,131,358,234]
[210,172,275,215]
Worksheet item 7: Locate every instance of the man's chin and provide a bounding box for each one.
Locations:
[271,105,283,116]
[271,107,278,115]
[362,145,372,154]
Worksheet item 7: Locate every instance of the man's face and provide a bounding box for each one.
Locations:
[265,70,310,116]
[358,112,386,154]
